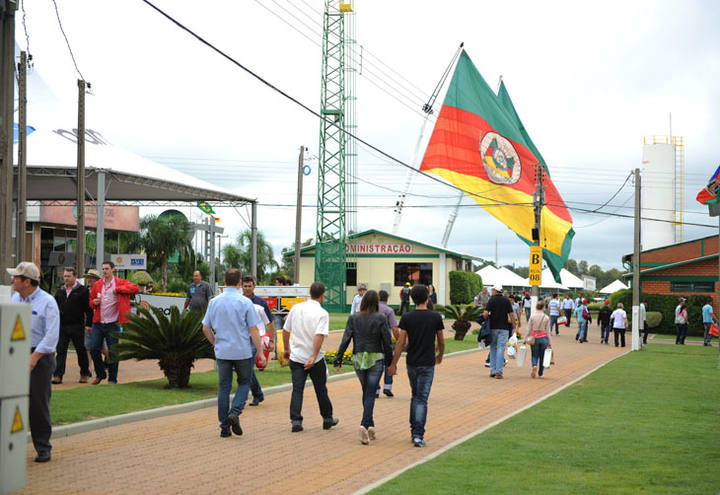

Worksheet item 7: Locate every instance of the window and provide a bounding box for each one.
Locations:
[346,262,357,287]
[670,281,715,293]
[394,263,433,286]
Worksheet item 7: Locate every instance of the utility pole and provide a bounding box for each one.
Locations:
[294,146,305,284]
[76,79,86,276]
[0,1,17,280]
[15,51,27,263]
[531,163,544,303]
[632,168,641,351]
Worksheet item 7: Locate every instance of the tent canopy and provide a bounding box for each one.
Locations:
[599,280,629,294]
[476,265,528,289]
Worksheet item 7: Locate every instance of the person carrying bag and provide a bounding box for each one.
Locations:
[526,301,552,379]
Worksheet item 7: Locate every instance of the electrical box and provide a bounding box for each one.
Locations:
[0,304,31,399]
[0,396,28,494]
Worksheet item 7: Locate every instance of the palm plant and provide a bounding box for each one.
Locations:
[135,214,192,292]
[436,304,484,341]
[223,229,279,283]
[114,306,214,388]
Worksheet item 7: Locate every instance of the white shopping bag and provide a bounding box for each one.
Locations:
[542,348,552,368]
[516,345,527,367]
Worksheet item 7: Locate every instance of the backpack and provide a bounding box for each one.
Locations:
[582,307,590,320]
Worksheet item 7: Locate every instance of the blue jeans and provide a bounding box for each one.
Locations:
[578,321,588,341]
[216,357,253,430]
[355,360,384,428]
[675,324,687,344]
[601,323,611,343]
[490,329,509,375]
[90,322,120,382]
[530,336,549,376]
[703,322,714,345]
[406,365,435,439]
[249,345,263,401]
[376,362,394,394]
[549,315,559,335]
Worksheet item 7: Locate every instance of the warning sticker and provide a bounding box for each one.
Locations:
[11,315,25,341]
[11,406,23,433]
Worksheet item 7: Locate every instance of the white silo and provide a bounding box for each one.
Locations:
[641,136,684,250]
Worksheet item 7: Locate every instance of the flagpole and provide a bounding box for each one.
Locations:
[532,163,543,304]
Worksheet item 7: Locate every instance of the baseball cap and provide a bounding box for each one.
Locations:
[6,261,41,281]
[84,269,101,279]
[358,283,367,290]
[405,282,411,286]
[492,284,503,292]
[679,297,686,302]
[582,298,588,304]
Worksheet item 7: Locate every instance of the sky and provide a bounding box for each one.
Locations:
[16,0,720,272]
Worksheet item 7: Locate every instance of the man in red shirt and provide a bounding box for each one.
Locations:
[88,261,139,384]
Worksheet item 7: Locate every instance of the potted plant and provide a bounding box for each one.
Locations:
[436,304,484,341]
[114,305,214,388]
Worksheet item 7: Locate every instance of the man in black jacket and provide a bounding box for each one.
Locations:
[597,300,613,344]
[53,267,93,383]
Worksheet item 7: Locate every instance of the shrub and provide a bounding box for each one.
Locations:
[436,304,483,340]
[449,271,483,304]
[167,278,188,294]
[324,349,353,366]
[646,311,663,328]
[608,289,704,336]
[587,302,603,311]
[129,270,153,286]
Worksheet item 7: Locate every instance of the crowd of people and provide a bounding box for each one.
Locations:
[8,256,718,462]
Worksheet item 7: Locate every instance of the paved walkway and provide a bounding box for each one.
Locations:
[19,321,628,494]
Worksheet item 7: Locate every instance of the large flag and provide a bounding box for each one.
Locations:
[696,164,720,205]
[420,50,574,282]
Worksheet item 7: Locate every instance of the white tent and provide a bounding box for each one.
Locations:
[559,269,585,289]
[524,268,569,290]
[476,265,528,289]
[599,280,629,294]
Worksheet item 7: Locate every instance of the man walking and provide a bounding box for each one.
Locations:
[399,282,411,315]
[184,270,213,312]
[388,285,444,447]
[82,269,107,371]
[282,282,339,432]
[598,300,612,344]
[561,295,574,327]
[88,261,139,384]
[351,283,367,315]
[377,290,400,398]
[675,298,689,345]
[548,294,560,335]
[522,292,532,322]
[702,297,717,346]
[7,262,59,462]
[484,285,515,379]
[574,298,589,343]
[611,302,629,347]
[202,269,264,437]
[241,275,276,406]
[52,267,92,384]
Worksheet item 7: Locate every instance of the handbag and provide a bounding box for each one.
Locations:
[525,334,536,345]
[709,324,719,337]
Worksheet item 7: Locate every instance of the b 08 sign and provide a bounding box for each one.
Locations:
[528,246,542,286]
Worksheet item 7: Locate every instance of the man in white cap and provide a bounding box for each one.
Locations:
[350,284,367,315]
[7,262,59,462]
[483,284,516,379]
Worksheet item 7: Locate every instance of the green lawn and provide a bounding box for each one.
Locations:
[371,344,720,494]
[652,333,705,342]
[51,337,479,425]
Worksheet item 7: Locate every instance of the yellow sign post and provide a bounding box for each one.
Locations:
[528,246,542,286]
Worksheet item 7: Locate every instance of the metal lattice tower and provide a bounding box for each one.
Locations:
[315,0,352,312]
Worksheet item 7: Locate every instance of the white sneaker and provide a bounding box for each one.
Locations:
[367,426,376,441]
[359,426,369,445]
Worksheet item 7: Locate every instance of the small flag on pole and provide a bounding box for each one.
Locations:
[696,164,720,205]
[197,201,216,215]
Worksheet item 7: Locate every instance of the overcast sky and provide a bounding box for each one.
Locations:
[17,0,720,271]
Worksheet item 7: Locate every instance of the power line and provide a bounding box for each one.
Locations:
[50,0,86,81]
[139,0,518,207]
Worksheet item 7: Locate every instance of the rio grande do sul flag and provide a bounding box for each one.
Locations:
[420,50,574,282]
[696,164,720,205]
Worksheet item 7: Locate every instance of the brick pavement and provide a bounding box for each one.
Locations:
[18,320,629,495]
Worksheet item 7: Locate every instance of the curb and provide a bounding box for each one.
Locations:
[353,348,630,495]
[36,347,480,442]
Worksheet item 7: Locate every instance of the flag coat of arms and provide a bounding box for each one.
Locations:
[696,164,720,205]
[420,50,574,281]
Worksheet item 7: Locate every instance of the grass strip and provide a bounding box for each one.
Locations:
[51,337,479,425]
[371,344,720,494]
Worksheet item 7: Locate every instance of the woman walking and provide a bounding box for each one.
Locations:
[527,301,551,378]
[334,290,393,444]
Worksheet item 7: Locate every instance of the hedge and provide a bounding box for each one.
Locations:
[449,271,483,304]
[608,289,708,336]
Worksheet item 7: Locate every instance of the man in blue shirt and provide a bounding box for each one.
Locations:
[7,262,59,462]
[241,275,276,406]
[202,269,263,438]
[701,298,717,346]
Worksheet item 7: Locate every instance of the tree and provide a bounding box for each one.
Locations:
[136,214,192,292]
[578,260,589,275]
[222,229,278,284]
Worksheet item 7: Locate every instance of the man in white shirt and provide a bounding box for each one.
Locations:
[611,302,629,348]
[561,295,574,328]
[350,284,366,315]
[282,282,339,432]
[548,294,561,335]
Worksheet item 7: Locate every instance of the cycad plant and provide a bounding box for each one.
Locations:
[115,306,214,388]
[436,304,484,341]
